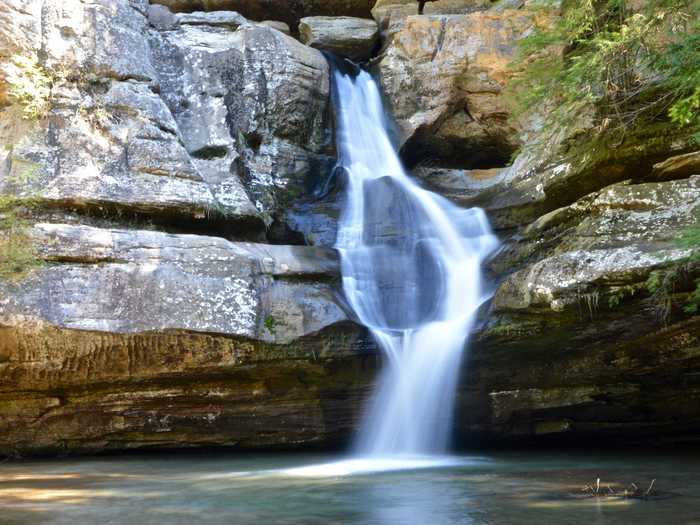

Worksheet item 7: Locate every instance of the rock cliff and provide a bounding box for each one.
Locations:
[0,0,698,455]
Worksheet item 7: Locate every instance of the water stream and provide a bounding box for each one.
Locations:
[331,62,498,460]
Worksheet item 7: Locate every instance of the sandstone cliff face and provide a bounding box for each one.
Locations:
[0,0,374,456]
[373,3,699,444]
[0,0,698,455]
[374,9,532,167]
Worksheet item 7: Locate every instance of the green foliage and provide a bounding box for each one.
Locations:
[0,196,41,281]
[6,55,54,121]
[607,284,638,308]
[263,314,277,336]
[658,17,700,139]
[678,217,700,314]
[0,164,42,280]
[644,215,700,318]
[507,0,700,136]
[645,268,679,322]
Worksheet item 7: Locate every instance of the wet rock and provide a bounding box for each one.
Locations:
[299,16,379,62]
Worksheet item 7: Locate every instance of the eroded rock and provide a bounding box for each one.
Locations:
[375,10,532,167]
[149,15,333,223]
[0,222,377,455]
[0,0,265,231]
[1,223,344,342]
[483,175,700,347]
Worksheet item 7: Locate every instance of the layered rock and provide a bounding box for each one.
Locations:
[371,0,700,446]
[1,1,264,233]
[299,16,379,61]
[1,0,699,456]
[0,0,375,456]
[455,163,700,445]
[1,1,337,228]
[0,223,378,454]
[2,223,346,342]
[371,0,495,29]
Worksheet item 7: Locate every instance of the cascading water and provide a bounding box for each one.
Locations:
[283,61,498,476]
[332,63,499,459]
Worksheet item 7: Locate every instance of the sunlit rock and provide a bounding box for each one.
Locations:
[375,10,532,167]
[299,16,379,61]
[149,0,376,30]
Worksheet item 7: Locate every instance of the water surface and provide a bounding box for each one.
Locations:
[3,451,700,524]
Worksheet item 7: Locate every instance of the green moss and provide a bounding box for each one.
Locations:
[263,314,277,336]
[0,163,43,280]
[645,260,698,322]
[607,284,640,309]
[678,214,700,314]
[6,55,54,121]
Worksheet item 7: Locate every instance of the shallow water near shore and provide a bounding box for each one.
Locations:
[3,451,700,524]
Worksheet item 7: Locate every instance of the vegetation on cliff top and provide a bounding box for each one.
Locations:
[507,0,700,140]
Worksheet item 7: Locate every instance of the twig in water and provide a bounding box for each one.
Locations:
[645,479,656,498]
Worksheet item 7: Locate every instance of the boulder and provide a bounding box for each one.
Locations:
[149,14,334,224]
[299,16,379,62]
[2,2,336,232]
[0,0,263,231]
[149,0,376,30]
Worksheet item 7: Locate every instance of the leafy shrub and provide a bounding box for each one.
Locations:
[507,0,700,137]
[677,217,700,314]
[5,55,54,120]
[0,163,42,280]
[644,216,700,319]
[0,196,41,280]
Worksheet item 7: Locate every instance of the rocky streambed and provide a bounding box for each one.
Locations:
[0,0,698,456]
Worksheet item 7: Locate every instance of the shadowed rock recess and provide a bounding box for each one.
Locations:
[0,0,698,455]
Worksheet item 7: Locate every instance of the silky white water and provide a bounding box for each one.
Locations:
[331,64,499,461]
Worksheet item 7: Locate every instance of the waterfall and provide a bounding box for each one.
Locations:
[332,62,499,458]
